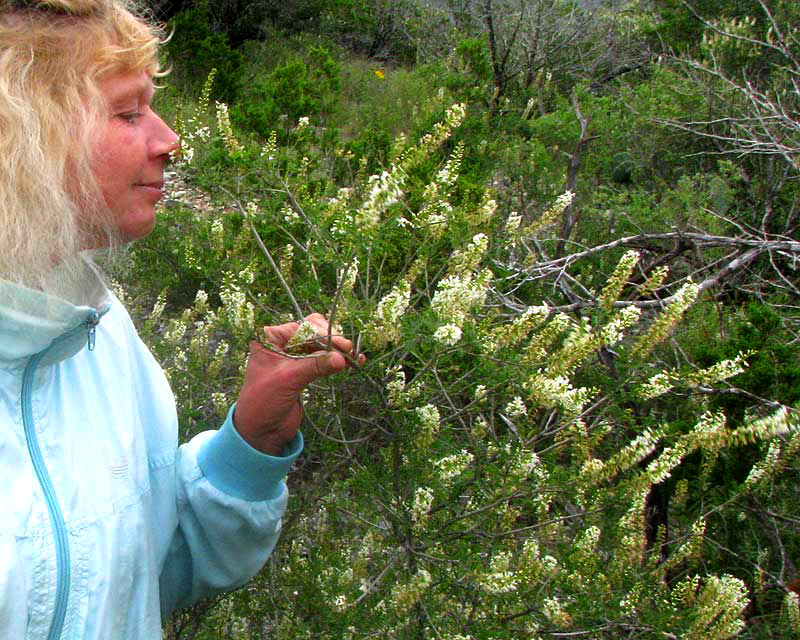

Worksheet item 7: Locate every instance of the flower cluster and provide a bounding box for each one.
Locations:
[742,441,780,492]
[414,404,440,448]
[485,305,549,352]
[417,103,467,153]
[619,583,643,617]
[215,102,242,154]
[546,318,597,376]
[260,130,278,162]
[416,185,453,237]
[198,68,216,114]
[211,391,228,418]
[433,450,473,484]
[478,551,517,594]
[279,244,294,281]
[466,197,497,227]
[340,256,359,293]
[170,70,217,166]
[411,486,434,532]
[431,269,491,329]
[615,489,649,566]
[389,569,432,615]
[728,406,795,446]
[220,279,254,336]
[702,15,759,55]
[354,168,405,230]
[386,365,407,406]
[574,526,601,556]
[242,200,260,220]
[524,191,574,236]
[509,448,545,481]
[209,217,225,254]
[786,592,800,634]
[164,316,188,347]
[518,538,559,583]
[664,518,706,571]
[286,320,318,351]
[504,396,528,419]
[527,372,593,417]
[433,323,462,346]
[524,312,571,363]
[631,281,699,358]
[542,596,572,627]
[505,211,522,234]
[282,203,300,225]
[639,352,749,399]
[472,415,488,438]
[643,442,688,485]
[435,142,463,188]
[639,265,669,298]
[208,340,229,378]
[591,429,659,485]
[685,575,748,639]
[148,290,167,326]
[598,250,640,311]
[449,233,489,274]
[598,305,642,346]
[374,280,411,345]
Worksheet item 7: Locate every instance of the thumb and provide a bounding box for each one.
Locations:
[289,351,347,387]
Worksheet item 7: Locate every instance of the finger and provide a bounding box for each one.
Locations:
[300,317,354,354]
[286,351,347,387]
[303,314,332,339]
[263,322,301,349]
[307,334,354,356]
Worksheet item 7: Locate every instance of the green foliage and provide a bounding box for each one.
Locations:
[233,46,340,137]
[138,77,800,639]
[455,36,492,83]
[694,302,800,412]
[165,1,245,102]
[148,5,800,638]
[648,0,797,58]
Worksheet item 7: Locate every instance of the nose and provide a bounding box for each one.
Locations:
[150,112,180,158]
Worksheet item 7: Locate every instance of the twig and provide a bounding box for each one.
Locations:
[223,191,306,322]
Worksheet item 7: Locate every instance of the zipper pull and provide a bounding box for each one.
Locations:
[86,311,100,351]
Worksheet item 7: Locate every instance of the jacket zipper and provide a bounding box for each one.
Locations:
[22,350,71,640]
[20,312,102,639]
[86,309,100,351]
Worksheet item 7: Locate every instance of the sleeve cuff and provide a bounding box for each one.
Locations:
[197,404,304,502]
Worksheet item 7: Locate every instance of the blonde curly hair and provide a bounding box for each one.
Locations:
[0,0,165,298]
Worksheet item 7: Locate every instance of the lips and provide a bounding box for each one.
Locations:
[133,182,165,200]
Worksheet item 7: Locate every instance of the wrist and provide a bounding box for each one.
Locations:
[232,406,295,456]
[197,405,305,501]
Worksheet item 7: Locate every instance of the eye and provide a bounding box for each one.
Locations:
[118,111,142,124]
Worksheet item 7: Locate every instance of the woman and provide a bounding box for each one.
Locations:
[0,0,354,637]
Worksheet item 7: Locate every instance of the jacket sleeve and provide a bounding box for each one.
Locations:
[158,404,303,619]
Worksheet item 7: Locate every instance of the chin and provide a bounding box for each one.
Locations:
[118,210,157,242]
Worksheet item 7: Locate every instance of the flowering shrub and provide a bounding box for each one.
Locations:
[134,75,800,640]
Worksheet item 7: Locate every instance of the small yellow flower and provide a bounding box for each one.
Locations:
[375,69,385,79]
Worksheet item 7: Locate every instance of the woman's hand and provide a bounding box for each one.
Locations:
[233,313,362,455]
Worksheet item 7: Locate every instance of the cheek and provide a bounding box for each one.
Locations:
[91,123,136,184]
[92,149,128,203]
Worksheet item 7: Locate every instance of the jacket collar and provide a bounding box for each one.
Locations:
[0,261,110,366]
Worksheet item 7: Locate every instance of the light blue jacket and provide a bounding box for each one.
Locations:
[0,276,302,639]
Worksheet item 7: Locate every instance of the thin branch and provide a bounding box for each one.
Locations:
[224,190,305,322]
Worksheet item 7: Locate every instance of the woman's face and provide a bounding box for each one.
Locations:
[90,71,178,243]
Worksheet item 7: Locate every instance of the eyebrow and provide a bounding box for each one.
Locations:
[106,78,155,110]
